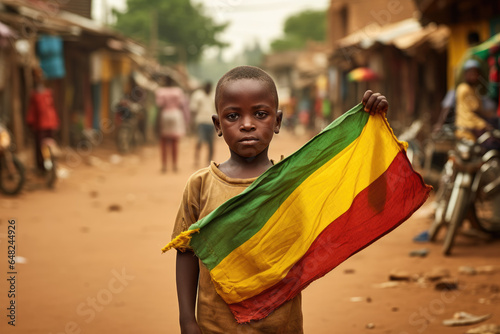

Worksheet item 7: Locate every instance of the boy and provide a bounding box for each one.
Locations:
[171,66,388,333]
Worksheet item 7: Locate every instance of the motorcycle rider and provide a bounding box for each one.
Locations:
[455,59,499,150]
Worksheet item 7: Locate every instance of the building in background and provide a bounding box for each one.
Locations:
[330,18,449,134]
[0,0,179,158]
[413,0,500,88]
[327,0,418,45]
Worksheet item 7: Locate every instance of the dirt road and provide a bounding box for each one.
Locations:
[1,130,499,334]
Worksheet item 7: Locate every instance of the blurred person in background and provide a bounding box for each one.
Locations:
[455,59,499,149]
[26,67,60,173]
[190,81,215,167]
[155,75,189,173]
[434,31,486,135]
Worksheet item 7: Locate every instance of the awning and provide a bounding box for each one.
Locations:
[336,18,449,52]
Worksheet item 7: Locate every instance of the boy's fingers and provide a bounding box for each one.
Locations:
[377,98,388,113]
[364,93,381,112]
[362,90,373,105]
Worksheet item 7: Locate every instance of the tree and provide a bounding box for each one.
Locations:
[112,0,227,63]
[271,9,326,52]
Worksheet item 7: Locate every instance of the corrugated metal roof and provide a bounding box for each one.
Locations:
[335,18,449,52]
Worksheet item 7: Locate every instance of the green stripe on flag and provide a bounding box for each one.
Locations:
[190,103,369,271]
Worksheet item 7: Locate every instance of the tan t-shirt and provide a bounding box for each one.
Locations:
[455,82,487,140]
[172,162,303,334]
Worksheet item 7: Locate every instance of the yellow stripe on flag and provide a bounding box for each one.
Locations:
[210,115,403,304]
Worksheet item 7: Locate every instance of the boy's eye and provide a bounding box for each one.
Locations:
[255,111,268,119]
[226,113,239,121]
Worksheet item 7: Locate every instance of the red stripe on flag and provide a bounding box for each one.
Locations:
[229,152,431,323]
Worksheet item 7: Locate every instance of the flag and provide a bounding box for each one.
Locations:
[162,103,431,323]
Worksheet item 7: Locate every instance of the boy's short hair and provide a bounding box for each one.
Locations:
[214,66,279,112]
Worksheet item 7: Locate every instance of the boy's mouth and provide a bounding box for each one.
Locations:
[239,136,259,144]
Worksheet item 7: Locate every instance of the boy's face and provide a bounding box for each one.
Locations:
[213,79,282,159]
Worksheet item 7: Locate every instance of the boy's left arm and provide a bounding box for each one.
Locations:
[362,90,388,115]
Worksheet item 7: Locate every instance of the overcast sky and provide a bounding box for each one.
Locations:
[92,0,329,59]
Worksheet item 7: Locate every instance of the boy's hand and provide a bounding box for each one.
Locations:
[362,90,388,115]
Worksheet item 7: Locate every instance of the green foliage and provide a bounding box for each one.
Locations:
[271,9,326,52]
[112,0,227,63]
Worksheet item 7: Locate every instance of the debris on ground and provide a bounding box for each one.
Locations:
[412,230,430,243]
[373,281,400,289]
[344,268,355,274]
[409,248,429,257]
[479,294,500,304]
[476,266,497,275]
[465,324,500,333]
[108,204,122,212]
[435,279,459,291]
[424,267,450,281]
[442,312,491,326]
[459,266,477,275]
[389,270,412,281]
[459,265,498,275]
[366,323,375,329]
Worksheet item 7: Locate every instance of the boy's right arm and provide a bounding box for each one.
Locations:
[176,250,202,334]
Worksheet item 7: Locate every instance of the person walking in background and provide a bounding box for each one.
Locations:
[155,75,189,173]
[190,81,216,167]
[26,67,60,173]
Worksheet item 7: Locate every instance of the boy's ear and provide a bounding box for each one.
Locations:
[274,110,283,134]
[212,114,222,137]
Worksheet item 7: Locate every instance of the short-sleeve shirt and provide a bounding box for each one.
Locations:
[172,162,303,334]
[455,82,487,140]
[26,89,60,131]
[190,89,216,126]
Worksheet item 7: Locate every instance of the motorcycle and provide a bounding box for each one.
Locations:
[429,129,500,255]
[0,122,25,195]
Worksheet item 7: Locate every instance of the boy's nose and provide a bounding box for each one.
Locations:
[240,116,255,131]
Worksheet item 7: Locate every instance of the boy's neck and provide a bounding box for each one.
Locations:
[218,148,273,179]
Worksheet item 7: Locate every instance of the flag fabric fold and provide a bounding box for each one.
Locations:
[162,103,431,323]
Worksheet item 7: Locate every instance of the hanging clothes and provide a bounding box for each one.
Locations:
[37,35,65,79]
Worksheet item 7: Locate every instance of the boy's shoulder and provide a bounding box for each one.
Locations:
[184,165,213,188]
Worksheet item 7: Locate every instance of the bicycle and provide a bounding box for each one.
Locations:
[115,99,145,154]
